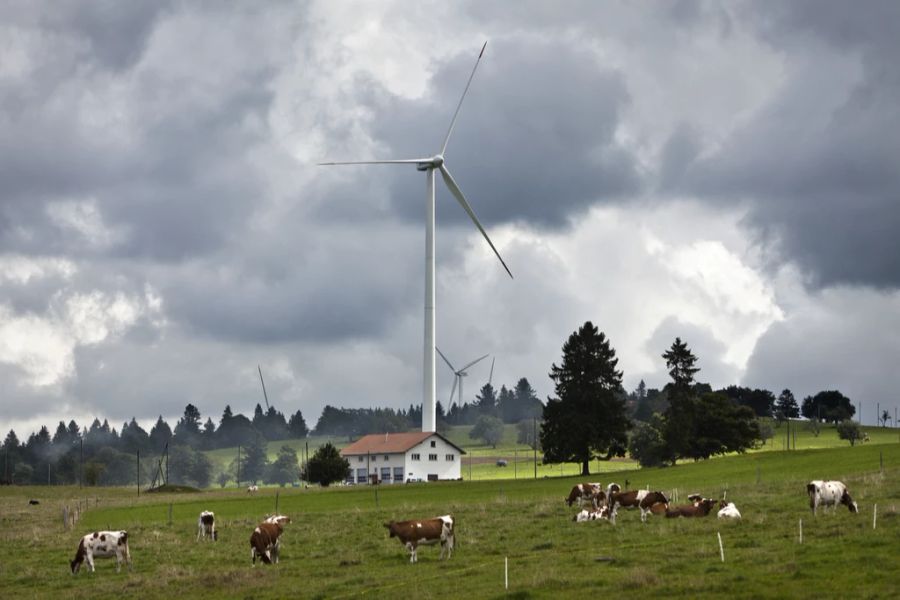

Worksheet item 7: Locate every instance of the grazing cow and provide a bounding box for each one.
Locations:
[807,480,859,515]
[384,515,455,564]
[264,514,291,526]
[70,530,132,574]
[609,490,669,524]
[250,522,284,565]
[665,497,718,518]
[197,510,218,541]
[565,482,602,508]
[28,499,40,505]
[573,506,610,522]
[247,485,259,494]
[717,501,742,520]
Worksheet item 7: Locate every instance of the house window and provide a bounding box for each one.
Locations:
[356,468,366,484]
[371,455,376,462]
[384,455,390,461]
[358,456,364,462]
[430,441,436,448]
[411,453,420,461]
[381,467,391,482]
[445,454,455,461]
[428,454,438,461]
[393,467,404,482]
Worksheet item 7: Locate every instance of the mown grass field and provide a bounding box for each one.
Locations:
[2,441,899,599]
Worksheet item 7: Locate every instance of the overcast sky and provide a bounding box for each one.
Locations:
[2,0,899,438]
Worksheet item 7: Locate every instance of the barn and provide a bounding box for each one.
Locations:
[340,432,465,483]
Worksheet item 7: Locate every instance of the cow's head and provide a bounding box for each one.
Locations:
[841,490,859,513]
[384,522,396,537]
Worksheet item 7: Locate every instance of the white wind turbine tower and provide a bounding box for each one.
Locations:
[437,348,490,410]
[320,42,512,432]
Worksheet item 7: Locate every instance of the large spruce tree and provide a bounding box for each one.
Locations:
[540,321,630,476]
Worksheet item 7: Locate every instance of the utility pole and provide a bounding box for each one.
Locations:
[137,450,140,496]
[237,445,241,487]
[79,438,84,488]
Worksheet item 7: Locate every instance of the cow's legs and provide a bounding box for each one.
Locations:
[87,553,95,573]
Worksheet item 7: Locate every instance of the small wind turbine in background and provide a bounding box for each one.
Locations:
[437,347,490,409]
[320,42,512,433]
[257,365,270,411]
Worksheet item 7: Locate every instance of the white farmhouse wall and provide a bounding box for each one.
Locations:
[404,435,461,481]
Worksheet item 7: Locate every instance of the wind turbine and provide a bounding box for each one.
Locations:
[257,365,271,411]
[437,348,490,410]
[320,42,512,432]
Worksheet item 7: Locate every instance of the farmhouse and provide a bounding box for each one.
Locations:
[340,432,465,483]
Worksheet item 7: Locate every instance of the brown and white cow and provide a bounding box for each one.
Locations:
[197,510,217,541]
[264,514,291,526]
[573,506,610,522]
[250,522,284,565]
[665,497,718,518]
[247,485,259,494]
[565,482,602,508]
[70,530,132,574]
[384,515,455,563]
[609,490,669,524]
[807,480,859,515]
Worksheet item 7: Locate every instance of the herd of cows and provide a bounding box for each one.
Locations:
[564,478,859,525]
[67,478,860,572]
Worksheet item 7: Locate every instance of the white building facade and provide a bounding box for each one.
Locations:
[340,432,464,483]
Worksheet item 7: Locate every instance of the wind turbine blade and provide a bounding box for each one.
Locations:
[489,357,495,385]
[460,353,490,372]
[439,164,513,278]
[436,347,456,371]
[319,159,432,166]
[257,365,270,411]
[449,376,459,406]
[440,41,487,155]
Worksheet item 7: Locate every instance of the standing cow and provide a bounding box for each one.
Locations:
[197,510,218,541]
[807,480,859,515]
[609,490,669,524]
[250,522,284,565]
[384,515,455,563]
[70,530,132,574]
[565,483,602,508]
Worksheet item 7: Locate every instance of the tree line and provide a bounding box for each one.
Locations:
[538,321,864,474]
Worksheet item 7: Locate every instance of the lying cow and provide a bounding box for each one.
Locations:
[717,501,741,520]
[807,480,859,515]
[573,506,610,522]
[384,515,455,563]
[666,497,717,518]
[250,522,284,565]
[70,530,132,574]
[264,514,291,526]
[198,510,218,541]
[609,490,669,524]
[565,482,602,508]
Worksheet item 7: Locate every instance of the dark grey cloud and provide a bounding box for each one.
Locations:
[368,38,641,229]
[665,0,900,289]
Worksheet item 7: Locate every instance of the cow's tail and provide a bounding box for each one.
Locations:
[806,483,816,496]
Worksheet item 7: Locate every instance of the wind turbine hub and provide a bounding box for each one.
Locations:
[432,154,444,167]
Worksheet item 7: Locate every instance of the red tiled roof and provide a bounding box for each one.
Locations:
[340,432,465,456]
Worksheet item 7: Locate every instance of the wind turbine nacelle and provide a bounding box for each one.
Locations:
[416,163,432,171]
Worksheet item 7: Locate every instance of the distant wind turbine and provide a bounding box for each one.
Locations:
[320,42,512,432]
[257,365,270,411]
[437,348,490,409]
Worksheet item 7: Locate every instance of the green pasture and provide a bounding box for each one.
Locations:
[2,443,899,598]
[203,422,899,485]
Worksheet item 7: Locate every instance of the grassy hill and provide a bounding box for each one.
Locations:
[203,421,899,484]
[2,442,898,598]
